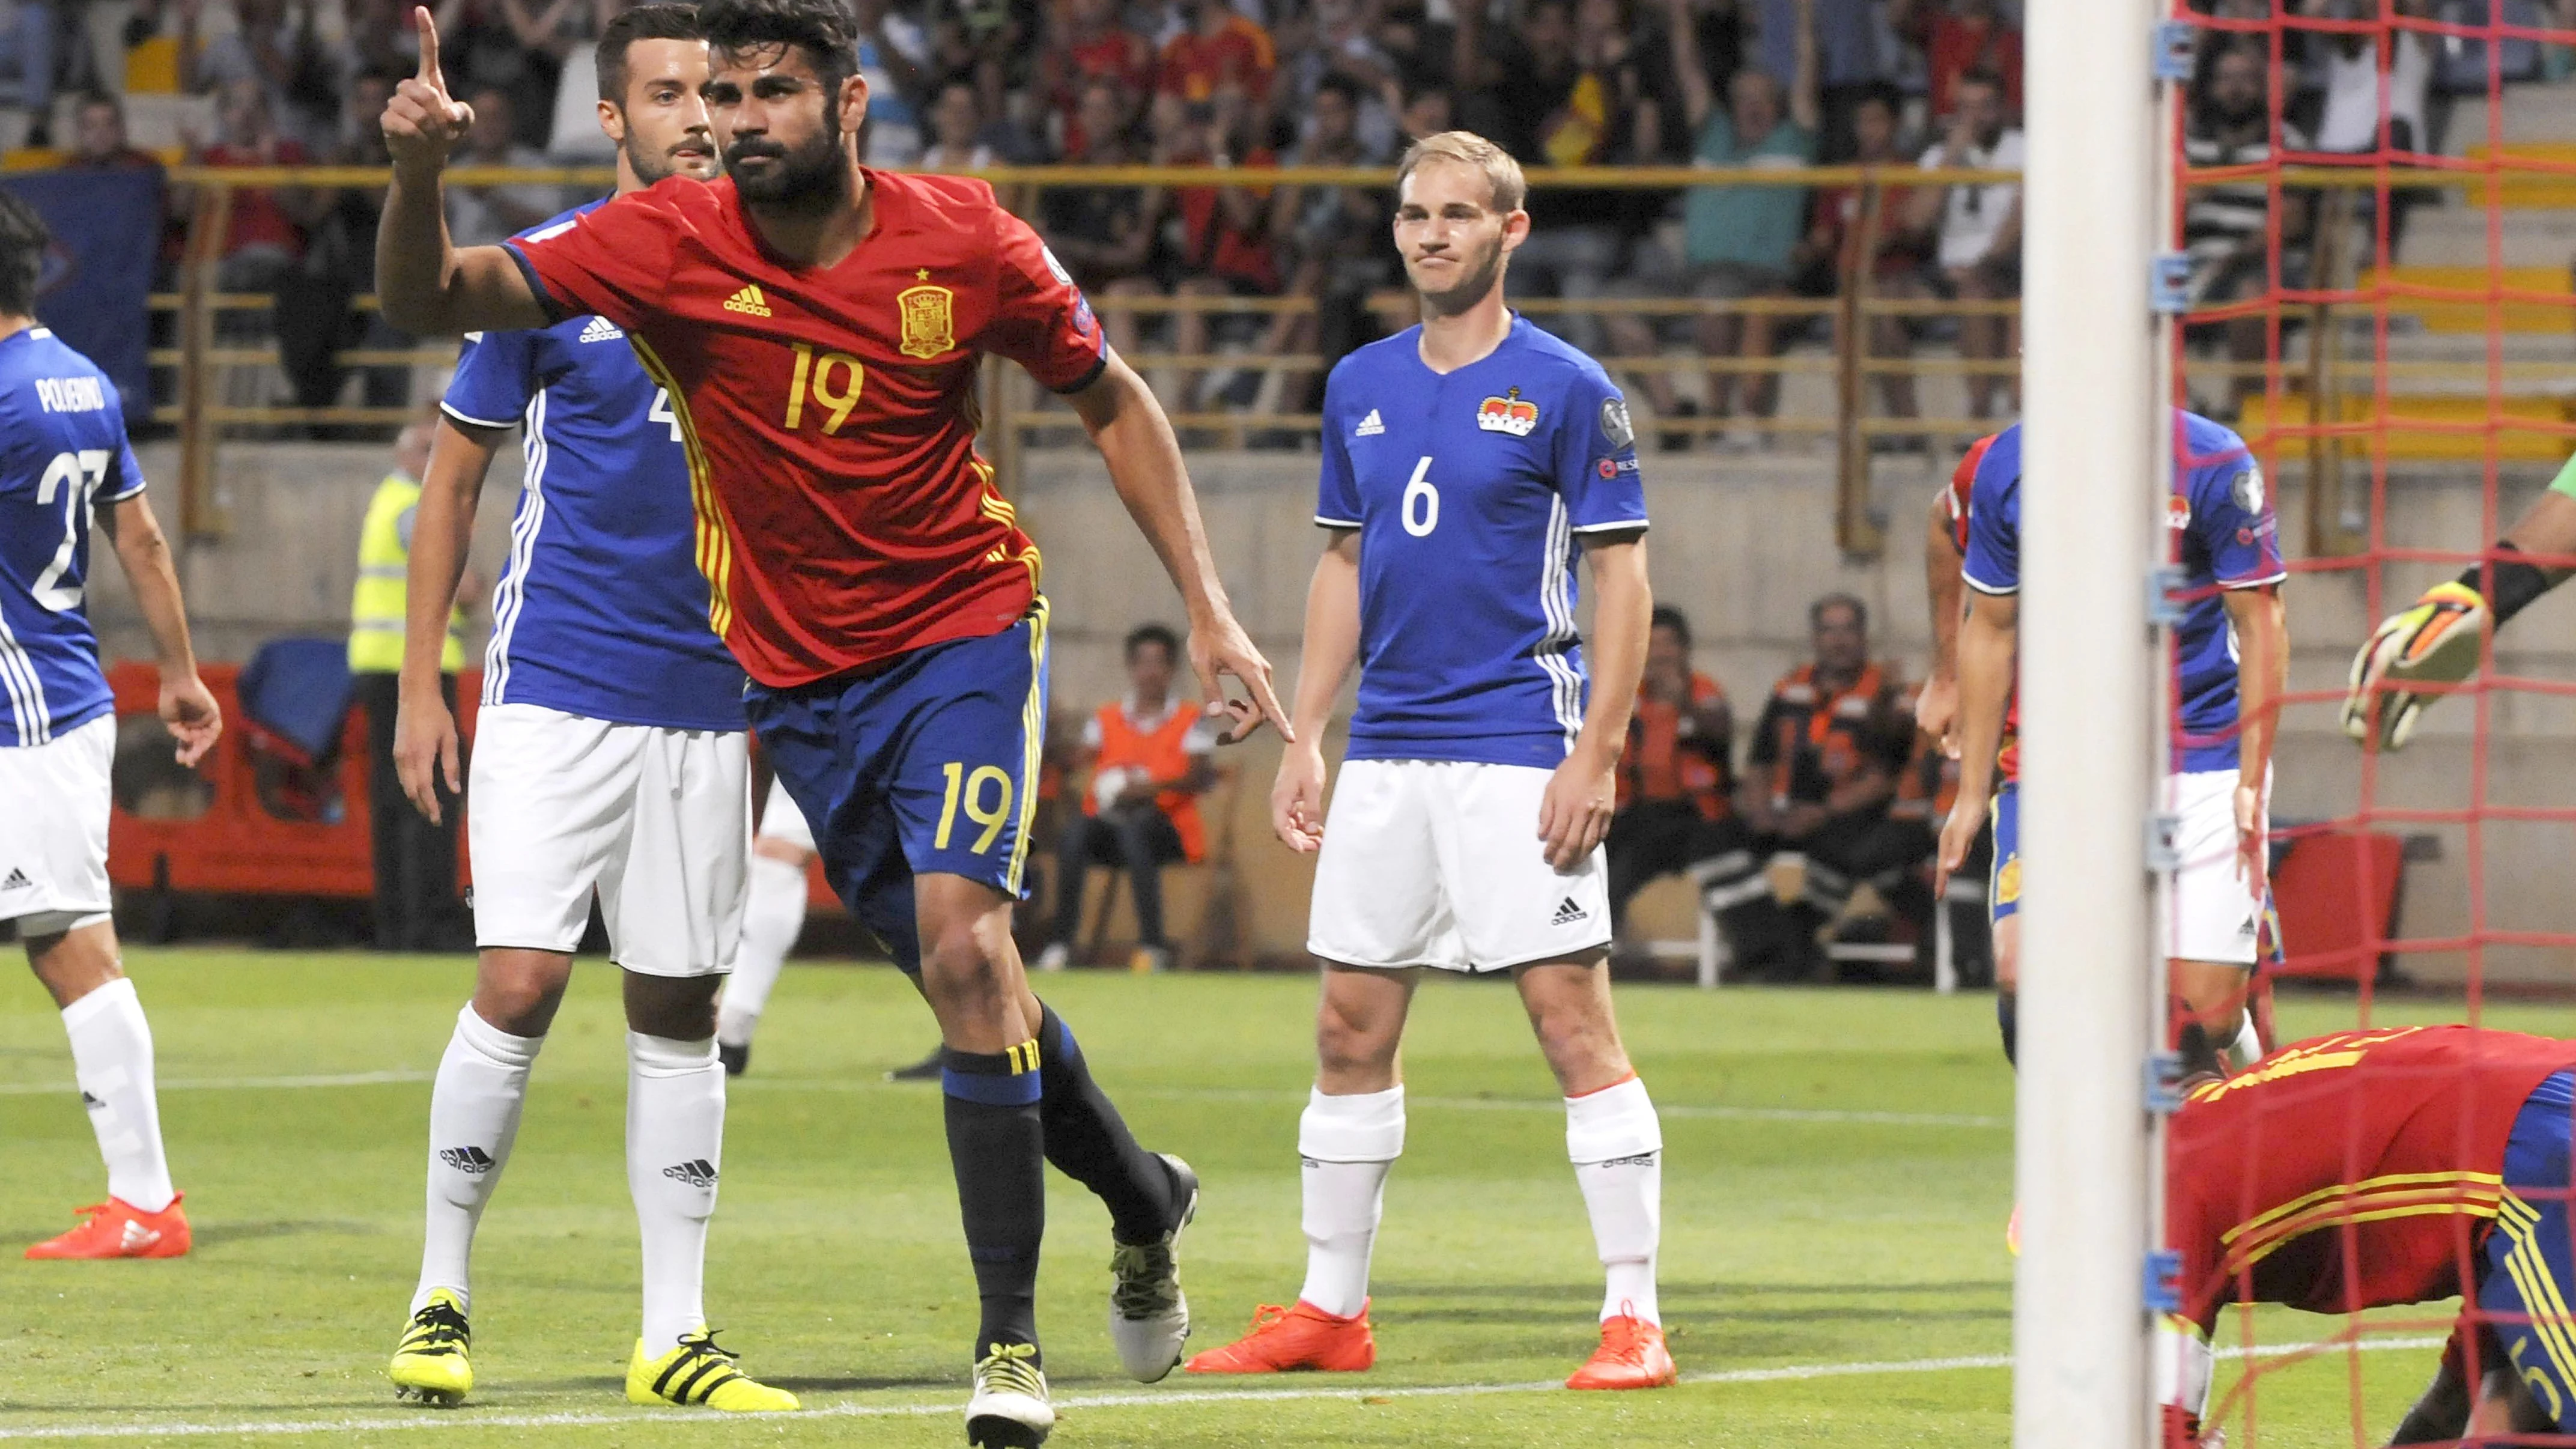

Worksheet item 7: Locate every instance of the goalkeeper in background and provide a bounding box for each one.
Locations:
[2344,469,2576,748]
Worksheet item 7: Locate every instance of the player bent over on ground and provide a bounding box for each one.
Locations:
[2159,1025,2576,1445]
[0,193,221,1262]
[1182,132,1672,1392]
[378,7,795,1412]
[377,2,1288,1440]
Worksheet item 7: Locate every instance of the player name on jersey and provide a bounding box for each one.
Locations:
[34,377,106,413]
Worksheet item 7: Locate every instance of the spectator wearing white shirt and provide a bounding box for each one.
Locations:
[1904,67,2020,420]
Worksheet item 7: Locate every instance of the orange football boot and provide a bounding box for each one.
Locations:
[25,1195,191,1260]
[1182,1300,1375,1375]
[1566,1313,1677,1390]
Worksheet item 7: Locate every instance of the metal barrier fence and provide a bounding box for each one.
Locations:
[138,160,2538,556]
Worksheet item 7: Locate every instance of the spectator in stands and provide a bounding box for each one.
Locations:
[1614,0,1815,446]
[69,91,162,171]
[852,0,928,165]
[1167,80,1283,411]
[1033,624,1219,976]
[422,0,567,149]
[181,0,337,148]
[1903,67,2021,421]
[444,86,562,246]
[1039,0,1155,158]
[1701,594,1919,981]
[182,79,323,293]
[1890,0,2022,122]
[1161,0,1275,109]
[2185,42,2310,419]
[276,65,413,421]
[0,0,55,145]
[2300,0,2434,254]
[1752,0,1893,157]
[922,76,996,171]
[1259,72,1390,415]
[1398,82,1453,144]
[349,415,475,953]
[1041,79,1159,359]
[1275,0,1400,160]
[1606,607,1736,932]
[1804,84,1928,431]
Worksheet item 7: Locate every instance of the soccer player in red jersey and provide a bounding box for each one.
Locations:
[2160,1025,2576,1444]
[375,2,1289,1441]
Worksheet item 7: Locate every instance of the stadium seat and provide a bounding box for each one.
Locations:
[1073,764,1241,968]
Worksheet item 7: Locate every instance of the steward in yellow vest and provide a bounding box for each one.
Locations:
[350,470,468,674]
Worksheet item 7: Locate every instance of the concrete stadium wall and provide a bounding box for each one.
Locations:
[94,440,2576,984]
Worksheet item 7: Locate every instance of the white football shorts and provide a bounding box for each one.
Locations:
[0,714,115,935]
[2161,768,2269,967]
[1307,758,1612,973]
[467,703,750,977]
[756,774,815,852]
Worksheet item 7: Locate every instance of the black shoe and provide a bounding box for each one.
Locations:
[886,1045,944,1082]
[718,1040,749,1077]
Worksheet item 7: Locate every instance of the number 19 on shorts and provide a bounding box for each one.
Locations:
[936,762,1015,854]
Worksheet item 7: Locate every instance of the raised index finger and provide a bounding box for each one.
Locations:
[414,6,447,94]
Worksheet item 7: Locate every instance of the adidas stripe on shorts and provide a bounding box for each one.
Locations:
[1307,758,1612,973]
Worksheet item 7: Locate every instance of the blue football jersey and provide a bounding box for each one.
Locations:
[1317,317,1648,767]
[1959,413,2285,773]
[442,201,745,732]
[0,327,147,749]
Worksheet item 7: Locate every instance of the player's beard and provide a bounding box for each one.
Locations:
[1411,232,1506,319]
[726,111,849,212]
[624,130,714,187]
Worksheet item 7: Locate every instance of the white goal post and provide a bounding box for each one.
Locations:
[2014,1,2170,1446]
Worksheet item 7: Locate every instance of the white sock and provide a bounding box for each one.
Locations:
[60,977,176,1214]
[2226,1013,2265,1070]
[1567,1075,1663,1326]
[1296,1085,1404,1319]
[413,1004,542,1314]
[628,1031,725,1356]
[717,854,806,1048]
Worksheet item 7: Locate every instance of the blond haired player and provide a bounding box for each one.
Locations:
[1183,132,1673,1391]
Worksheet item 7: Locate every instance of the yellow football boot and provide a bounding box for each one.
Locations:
[626,1329,800,1412]
[388,1289,473,1405]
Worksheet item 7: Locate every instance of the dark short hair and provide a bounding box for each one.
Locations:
[73,88,123,118]
[0,190,49,316]
[700,0,858,98]
[1316,72,1366,111]
[1650,605,1692,648]
[1125,623,1181,663]
[1810,592,1868,631]
[598,4,705,108]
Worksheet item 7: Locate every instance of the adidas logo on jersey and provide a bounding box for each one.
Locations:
[723,285,773,318]
[1551,896,1590,926]
[662,1159,718,1188]
[577,315,625,343]
[439,1146,498,1176]
[0,867,30,892]
[1353,409,1384,437]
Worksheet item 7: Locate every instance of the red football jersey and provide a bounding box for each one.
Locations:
[1944,433,2021,781]
[504,170,1108,687]
[2166,1025,2576,1332]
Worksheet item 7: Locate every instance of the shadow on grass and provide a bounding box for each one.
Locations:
[193,1219,386,1247]
[1375,1279,2012,1301]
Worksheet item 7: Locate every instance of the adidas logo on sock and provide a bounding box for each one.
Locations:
[577,315,625,343]
[1353,409,1384,437]
[722,285,773,318]
[0,867,32,892]
[662,1159,718,1188]
[1551,896,1590,926]
[439,1146,497,1176]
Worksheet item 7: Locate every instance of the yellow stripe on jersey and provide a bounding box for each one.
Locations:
[2219,1173,2505,1275]
[626,336,736,639]
[2496,1191,2576,1391]
[1004,598,1050,893]
[2222,1169,2503,1249]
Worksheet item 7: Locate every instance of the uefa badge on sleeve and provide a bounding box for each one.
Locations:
[1599,395,1635,451]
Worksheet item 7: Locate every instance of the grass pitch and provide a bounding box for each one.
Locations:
[0,950,2548,1447]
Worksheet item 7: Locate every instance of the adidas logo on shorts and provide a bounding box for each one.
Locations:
[663,1159,718,1188]
[0,867,32,893]
[439,1146,497,1176]
[577,315,625,343]
[1551,896,1589,927]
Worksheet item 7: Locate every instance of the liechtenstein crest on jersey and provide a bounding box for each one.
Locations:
[1477,388,1540,436]
[898,283,957,360]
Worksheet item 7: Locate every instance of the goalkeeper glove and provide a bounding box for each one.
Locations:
[2341,581,2489,752]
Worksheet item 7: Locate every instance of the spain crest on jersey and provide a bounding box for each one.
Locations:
[1477,389,1539,436]
[898,283,956,360]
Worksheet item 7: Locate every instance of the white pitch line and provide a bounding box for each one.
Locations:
[0,1071,430,1097]
[0,1335,2444,1441]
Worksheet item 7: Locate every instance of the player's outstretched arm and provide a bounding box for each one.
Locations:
[1272,530,1361,853]
[1540,533,1649,872]
[375,7,550,337]
[1919,486,1964,751]
[394,416,502,825]
[1936,588,2016,890]
[1066,350,1289,744]
[2223,583,2286,891]
[2345,487,2576,750]
[98,492,220,767]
